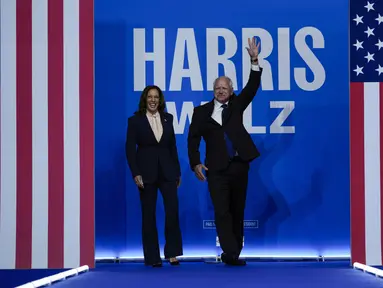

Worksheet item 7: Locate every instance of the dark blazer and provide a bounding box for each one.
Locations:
[187,68,263,172]
[126,111,181,184]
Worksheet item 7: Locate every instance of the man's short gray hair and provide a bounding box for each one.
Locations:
[213,76,233,89]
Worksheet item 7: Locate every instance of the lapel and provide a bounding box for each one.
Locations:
[205,99,220,126]
[159,112,168,143]
[222,94,235,125]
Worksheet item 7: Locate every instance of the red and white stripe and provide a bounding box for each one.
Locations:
[0,0,95,269]
[350,81,383,266]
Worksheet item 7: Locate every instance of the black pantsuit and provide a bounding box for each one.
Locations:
[126,111,183,265]
[139,169,182,264]
[187,68,263,261]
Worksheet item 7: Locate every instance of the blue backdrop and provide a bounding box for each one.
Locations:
[94,0,350,259]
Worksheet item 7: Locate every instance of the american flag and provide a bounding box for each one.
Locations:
[350,0,383,266]
[0,0,95,269]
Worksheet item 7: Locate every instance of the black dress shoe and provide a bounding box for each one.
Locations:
[230,259,247,266]
[221,253,246,266]
[152,262,163,267]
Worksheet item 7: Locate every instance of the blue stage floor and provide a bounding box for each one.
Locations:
[1,261,383,288]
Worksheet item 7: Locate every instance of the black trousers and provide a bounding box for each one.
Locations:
[139,169,183,265]
[207,158,249,259]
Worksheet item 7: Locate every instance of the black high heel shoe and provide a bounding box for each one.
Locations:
[169,258,180,266]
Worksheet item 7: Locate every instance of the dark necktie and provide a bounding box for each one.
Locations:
[221,104,236,158]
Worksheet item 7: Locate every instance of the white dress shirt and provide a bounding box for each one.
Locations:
[211,99,228,125]
[146,111,163,142]
[211,64,260,125]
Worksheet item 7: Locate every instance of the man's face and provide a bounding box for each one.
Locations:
[214,77,232,104]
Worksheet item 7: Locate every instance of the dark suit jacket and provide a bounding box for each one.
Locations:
[125,111,181,184]
[187,68,263,172]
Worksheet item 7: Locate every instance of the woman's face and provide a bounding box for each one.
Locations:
[146,88,160,114]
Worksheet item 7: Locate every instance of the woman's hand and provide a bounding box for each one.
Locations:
[134,175,144,189]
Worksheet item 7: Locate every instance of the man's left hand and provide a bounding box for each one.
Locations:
[176,177,181,188]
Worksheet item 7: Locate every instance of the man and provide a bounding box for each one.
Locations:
[187,37,262,266]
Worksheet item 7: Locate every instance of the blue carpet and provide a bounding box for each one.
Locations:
[0,268,67,288]
[34,261,383,288]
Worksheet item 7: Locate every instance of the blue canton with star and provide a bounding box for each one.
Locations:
[350,0,383,82]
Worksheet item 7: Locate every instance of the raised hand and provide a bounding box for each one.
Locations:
[246,37,260,61]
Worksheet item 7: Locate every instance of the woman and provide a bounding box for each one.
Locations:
[125,85,183,267]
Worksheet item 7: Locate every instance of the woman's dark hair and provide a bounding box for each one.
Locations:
[135,85,166,115]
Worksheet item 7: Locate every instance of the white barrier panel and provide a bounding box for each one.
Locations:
[15,265,89,288]
[353,262,383,278]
